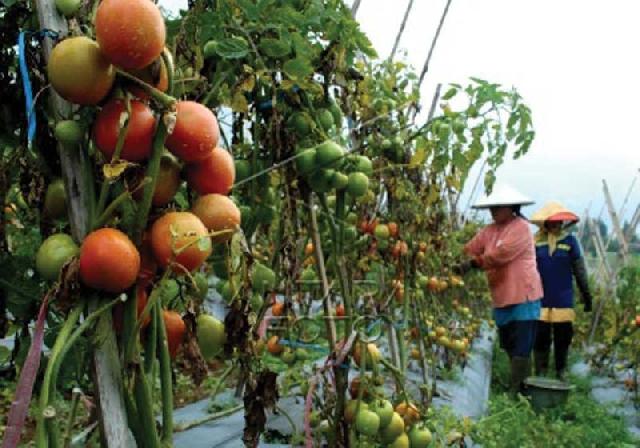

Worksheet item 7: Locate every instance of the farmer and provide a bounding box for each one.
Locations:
[530,202,593,379]
[456,184,543,395]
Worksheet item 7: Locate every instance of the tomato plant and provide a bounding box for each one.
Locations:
[0,0,539,446]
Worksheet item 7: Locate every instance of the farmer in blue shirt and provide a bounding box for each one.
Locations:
[531,202,593,379]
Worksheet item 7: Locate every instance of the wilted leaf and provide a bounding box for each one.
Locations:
[103,160,132,180]
[231,91,249,113]
[237,74,256,92]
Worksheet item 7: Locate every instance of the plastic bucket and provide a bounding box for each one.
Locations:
[524,376,573,411]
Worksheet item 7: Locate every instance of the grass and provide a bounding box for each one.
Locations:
[470,348,638,448]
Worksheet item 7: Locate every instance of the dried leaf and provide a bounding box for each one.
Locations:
[231,91,249,113]
[2,293,50,448]
[409,146,426,169]
[178,311,208,386]
[103,160,133,180]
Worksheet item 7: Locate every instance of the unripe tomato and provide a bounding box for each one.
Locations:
[196,314,226,360]
[251,262,276,293]
[54,120,83,146]
[166,101,220,162]
[55,0,81,17]
[79,228,140,293]
[43,178,67,219]
[48,37,115,105]
[36,234,79,281]
[93,99,156,162]
[150,212,212,274]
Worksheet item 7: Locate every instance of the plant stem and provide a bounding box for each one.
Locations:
[156,300,174,443]
[62,388,81,448]
[174,405,244,432]
[210,363,234,403]
[94,190,134,229]
[116,69,177,109]
[133,119,169,244]
[161,49,175,96]
[144,299,158,376]
[36,306,82,447]
[94,112,131,227]
[133,365,162,448]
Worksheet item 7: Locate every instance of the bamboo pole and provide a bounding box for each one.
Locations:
[389,0,415,61]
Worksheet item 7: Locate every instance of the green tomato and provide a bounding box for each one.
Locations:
[249,293,264,311]
[54,120,83,146]
[196,314,226,360]
[55,0,81,17]
[234,159,251,183]
[281,348,296,365]
[35,233,79,281]
[316,108,335,132]
[216,280,233,303]
[251,262,276,293]
[369,399,394,427]
[331,172,349,190]
[354,155,373,176]
[346,172,369,197]
[315,140,345,168]
[188,272,209,301]
[409,424,433,447]
[288,111,312,137]
[355,409,380,436]
[44,178,67,219]
[203,40,218,59]
[308,169,335,193]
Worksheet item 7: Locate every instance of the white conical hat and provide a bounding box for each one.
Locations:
[472,183,534,209]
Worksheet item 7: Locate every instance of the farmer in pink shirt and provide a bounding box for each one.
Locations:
[457,184,543,395]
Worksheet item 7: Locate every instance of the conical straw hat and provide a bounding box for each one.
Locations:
[530,201,579,226]
[472,183,534,209]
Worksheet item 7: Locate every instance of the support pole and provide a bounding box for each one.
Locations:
[389,0,415,61]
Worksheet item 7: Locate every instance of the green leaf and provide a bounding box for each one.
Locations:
[231,91,249,113]
[283,57,314,80]
[442,87,458,100]
[0,346,10,365]
[258,37,291,58]
[197,236,212,253]
[215,36,250,59]
[409,147,426,168]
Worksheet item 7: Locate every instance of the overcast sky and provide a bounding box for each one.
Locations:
[162,0,639,226]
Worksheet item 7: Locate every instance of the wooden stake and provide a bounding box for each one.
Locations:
[602,180,629,262]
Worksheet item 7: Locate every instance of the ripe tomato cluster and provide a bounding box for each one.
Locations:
[39,0,238,361]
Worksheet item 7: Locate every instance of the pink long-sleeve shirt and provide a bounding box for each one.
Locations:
[464,217,543,308]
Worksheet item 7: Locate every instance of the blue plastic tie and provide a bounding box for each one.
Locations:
[18,29,59,148]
